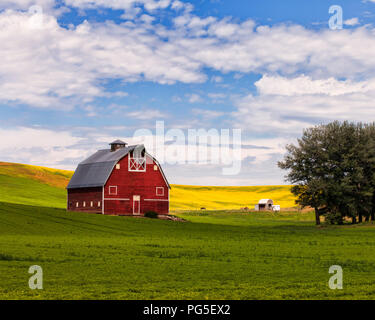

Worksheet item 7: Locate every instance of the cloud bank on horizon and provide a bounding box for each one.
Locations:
[0,0,375,185]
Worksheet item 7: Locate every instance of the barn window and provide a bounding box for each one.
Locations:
[156,187,164,196]
[128,147,146,172]
[98,201,101,207]
[76,202,79,208]
[90,201,93,207]
[83,201,86,207]
[116,164,120,170]
[154,165,158,171]
[109,186,117,195]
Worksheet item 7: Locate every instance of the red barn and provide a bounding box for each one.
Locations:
[67,140,170,216]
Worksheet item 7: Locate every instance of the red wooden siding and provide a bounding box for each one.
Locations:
[67,187,102,213]
[103,154,169,215]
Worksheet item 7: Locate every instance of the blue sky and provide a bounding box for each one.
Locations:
[1,0,375,185]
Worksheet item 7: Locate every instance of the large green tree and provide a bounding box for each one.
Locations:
[279,121,375,225]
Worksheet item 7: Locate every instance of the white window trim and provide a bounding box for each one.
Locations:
[116,163,120,170]
[156,187,164,196]
[109,186,118,195]
[128,153,146,172]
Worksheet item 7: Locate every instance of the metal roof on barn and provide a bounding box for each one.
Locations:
[67,145,137,189]
[67,144,170,189]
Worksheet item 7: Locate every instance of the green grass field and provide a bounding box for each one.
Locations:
[1,162,375,300]
[1,202,375,299]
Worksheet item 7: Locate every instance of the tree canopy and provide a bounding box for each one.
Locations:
[278,121,375,225]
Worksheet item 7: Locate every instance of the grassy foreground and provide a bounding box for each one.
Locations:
[2,161,374,300]
[1,202,375,299]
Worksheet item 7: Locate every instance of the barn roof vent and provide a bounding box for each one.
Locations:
[109,139,127,152]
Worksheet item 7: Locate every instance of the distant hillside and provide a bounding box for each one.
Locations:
[0,162,296,210]
[0,162,73,208]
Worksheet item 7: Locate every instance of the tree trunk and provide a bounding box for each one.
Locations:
[365,215,370,222]
[352,216,357,224]
[371,212,375,221]
[359,214,363,223]
[314,208,320,225]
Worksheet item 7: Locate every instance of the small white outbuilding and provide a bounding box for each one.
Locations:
[255,199,274,211]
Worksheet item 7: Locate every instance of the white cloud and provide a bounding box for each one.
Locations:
[207,93,226,101]
[207,93,226,99]
[233,75,375,135]
[0,127,85,168]
[83,105,97,117]
[240,137,290,164]
[0,127,80,148]
[256,75,375,96]
[127,109,167,120]
[171,0,193,12]
[0,0,55,11]
[187,93,202,103]
[211,76,223,83]
[63,0,171,12]
[192,108,225,118]
[0,10,205,108]
[2,7,375,110]
[344,18,360,26]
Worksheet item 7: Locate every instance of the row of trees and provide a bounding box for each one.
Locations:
[278,121,375,225]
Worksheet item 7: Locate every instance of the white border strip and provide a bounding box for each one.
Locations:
[102,186,104,214]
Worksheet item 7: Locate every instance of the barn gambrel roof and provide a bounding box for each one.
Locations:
[67,145,170,189]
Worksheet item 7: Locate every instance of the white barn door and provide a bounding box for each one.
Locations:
[133,195,140,215]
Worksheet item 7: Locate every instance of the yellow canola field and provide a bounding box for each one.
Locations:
[170,184,297,210]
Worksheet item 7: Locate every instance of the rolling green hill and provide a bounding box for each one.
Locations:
[0,162,375,300]
[0,162,296,210]
[0,162,72,208]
